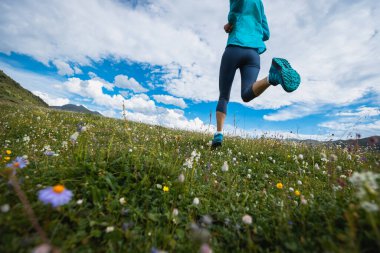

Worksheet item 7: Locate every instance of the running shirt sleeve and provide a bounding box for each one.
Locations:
[228,0,243,24]
[260,1,270,41]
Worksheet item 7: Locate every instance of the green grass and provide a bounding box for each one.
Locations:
[0,103,379,253]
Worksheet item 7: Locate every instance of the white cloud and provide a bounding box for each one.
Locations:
[335,106,380,117]
[63,77,123,109]
[124,93,156,114]
[52,60,74,76]
[32,91,70,106]
[319,119,380,139]
[0,0,379,121]
[73,66,83,75]
[124,108,212,133]
[114,74,148,93]
[153,94,187,109]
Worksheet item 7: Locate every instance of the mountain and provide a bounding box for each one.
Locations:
[0,69,48,107]
[51,104,102,116]
[290,136,380,150]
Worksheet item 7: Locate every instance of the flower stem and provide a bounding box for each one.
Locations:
[10,175,50,244]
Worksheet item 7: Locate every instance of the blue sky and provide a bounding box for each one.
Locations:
[0,0,379,140]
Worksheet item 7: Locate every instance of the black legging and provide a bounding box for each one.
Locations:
[216,45,260,114]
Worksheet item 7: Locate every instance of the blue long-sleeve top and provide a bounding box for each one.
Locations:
[227,0,270,54]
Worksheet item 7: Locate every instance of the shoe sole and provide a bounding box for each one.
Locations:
[211,141,222,149]
[272,58,301,93]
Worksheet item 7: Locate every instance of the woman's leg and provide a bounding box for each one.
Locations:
[216,111,226,132]
[252,77,270,97]
[216,47,239,131]
[240,49,261,102]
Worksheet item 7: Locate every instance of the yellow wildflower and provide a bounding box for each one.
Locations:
[163,186,169,192]
[6,150,12,155]
[295,190,301,196]
[276,183,283,189]
[4,156,11,161]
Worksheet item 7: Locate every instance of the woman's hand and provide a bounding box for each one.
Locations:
[224,23,233,33]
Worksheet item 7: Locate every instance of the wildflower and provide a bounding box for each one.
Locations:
[44,151,58,157]
[119,197,126,205]
[289,187,294,192]
[151,247,168,253]
[76,199,83,205]
[32,244,51,253]
[70,132,79,143]
[247,174,251,179]
[156,184,162,189]
[329,154,338,162]
[163,186,169,192]
[300,196,308,205]
[242,214,252,225]
[298,154,304,160]
[193,197,200,205]
[349,171,380,198]
[6,156,29,169]
[1,204,10,213]
[4,156,11,161]
[23,136,30,143]
[200,243,213,253]
[221,161,229,172]
[178,173,185,183]
[276,183,283,189]
[38,184,73,207]
[105,226,114,233]
[360,201,379,212]
[297,180,302,185]
[295,190,301,196]
[314,163,320,170]
[172,208,179,216]
[5,150,11,155]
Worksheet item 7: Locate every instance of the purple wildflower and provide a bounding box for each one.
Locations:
[38,185,73,207]
[6,156,28,169]
[44,151,57,157]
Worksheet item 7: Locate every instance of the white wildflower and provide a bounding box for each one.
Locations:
[360,201,379,212]
[1,204,10,213]
[178,173,185,183]
[70,132,79,143]
[242,214,252,225]
[105,226,114,233]
[221,161,229,172]
[193,197,200,205]
[119,197,126,205]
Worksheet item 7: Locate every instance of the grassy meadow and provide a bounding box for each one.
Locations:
[0,102,379,253]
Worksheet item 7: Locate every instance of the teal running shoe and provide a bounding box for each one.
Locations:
[211,133,223,148]
[268,58,301,93]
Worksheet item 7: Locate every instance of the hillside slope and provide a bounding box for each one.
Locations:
[0,69,48,107]
[0,102,379,253]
